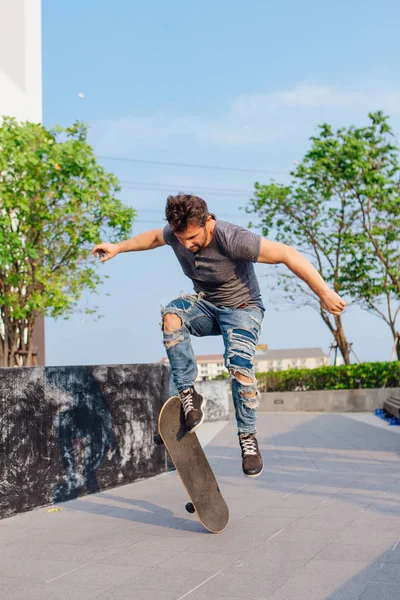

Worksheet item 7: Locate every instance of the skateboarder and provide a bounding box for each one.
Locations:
[92,194,346,477]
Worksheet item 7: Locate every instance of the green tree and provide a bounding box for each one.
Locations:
[0,117,135,367]
[311,112,400,359]
[247,182,354,364]
[247,112,400,364]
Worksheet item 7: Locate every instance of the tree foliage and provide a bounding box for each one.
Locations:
[0,117,135,366]
[247,112,400,362]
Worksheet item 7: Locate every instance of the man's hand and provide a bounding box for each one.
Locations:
[92,242,119,263]
[319,289,346,316]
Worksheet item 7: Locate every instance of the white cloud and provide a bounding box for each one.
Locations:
[232,82,400,114]
[90,81,400,154]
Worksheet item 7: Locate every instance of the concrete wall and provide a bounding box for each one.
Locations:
[0,364,170,519]
[227,388,400,413]
[245,388,400,412]
[196,380,229,421]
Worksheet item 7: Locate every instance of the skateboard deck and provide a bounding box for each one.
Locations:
[158,395,229,533]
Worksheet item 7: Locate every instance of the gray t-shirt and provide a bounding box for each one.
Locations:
[163,219,264,310]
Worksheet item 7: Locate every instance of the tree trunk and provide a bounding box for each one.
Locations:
[0,313,39,367]
[389,328,400,361]
[334,319,351,364]
[3,338,8,367]
[9,320,19,366]
[0,317,4,366]
[3,316,9,367]
[25,320,34,367]
[319,305,351,365]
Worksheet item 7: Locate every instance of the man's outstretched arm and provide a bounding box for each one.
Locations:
[92,228,166,263]
[257,239,346,316]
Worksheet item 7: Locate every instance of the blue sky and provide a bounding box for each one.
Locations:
[43,0,400,366]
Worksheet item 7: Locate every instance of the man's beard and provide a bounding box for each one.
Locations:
[191,228,208,253]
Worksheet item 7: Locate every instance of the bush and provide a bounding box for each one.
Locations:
[256,362,400,392]
[212,372,229,380]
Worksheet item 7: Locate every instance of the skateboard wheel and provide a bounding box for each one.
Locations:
[185,502,195,514]
[153,434,164,446]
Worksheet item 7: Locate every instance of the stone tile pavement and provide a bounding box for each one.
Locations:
[2,412,400,600]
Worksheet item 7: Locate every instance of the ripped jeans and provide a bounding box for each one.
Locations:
[161,293,264,435]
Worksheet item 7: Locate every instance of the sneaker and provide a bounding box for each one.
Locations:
[239,433,263,477]
[179,386,204,433]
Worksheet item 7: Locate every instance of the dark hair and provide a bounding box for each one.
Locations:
[165,194,209,233]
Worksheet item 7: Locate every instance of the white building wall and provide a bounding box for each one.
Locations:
[255,356,328,372]
[192,350,329,381]
[195,360,227,381]
[0,0,42,122]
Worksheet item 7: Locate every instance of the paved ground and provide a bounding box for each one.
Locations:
[2,412,400,600]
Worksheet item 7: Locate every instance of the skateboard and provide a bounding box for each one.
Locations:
[156,395,229,534]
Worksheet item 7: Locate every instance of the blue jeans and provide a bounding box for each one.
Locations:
[161,293,264,434]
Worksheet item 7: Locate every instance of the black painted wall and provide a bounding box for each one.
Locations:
[0,364,170,519]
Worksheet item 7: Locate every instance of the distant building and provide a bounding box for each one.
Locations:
[194,355,227,381]
[255,348,328,372]
[159,355,227,382]
[159,347,328,381]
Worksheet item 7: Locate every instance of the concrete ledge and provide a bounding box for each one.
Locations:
[167,375,230,421]
[229,387,400,412]
[0,364,170,519]
[196,380,229,421]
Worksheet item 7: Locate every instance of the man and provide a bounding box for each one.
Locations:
[93,194,346,477]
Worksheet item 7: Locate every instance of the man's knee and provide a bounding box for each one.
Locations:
[163,312,183,333]
[231,370,253,384]
[231,369,260,407]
